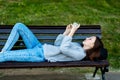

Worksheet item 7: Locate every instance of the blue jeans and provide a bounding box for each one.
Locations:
[0,23,45,62]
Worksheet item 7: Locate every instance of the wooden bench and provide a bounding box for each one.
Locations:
[0,25,109,80]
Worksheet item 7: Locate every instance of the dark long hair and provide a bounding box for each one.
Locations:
[85,36,104,61]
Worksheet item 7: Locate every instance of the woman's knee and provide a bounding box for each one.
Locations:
[13,22,26,29]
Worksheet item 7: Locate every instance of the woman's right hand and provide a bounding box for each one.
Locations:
[63,24,72,36]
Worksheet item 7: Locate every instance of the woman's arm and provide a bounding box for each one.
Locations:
[54,34,65,46]
[60,36,86,60]
[54,23,80,46]
[60,23,86,60]
[54,24,72,46]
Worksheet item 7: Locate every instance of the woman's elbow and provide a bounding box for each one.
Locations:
[75,53,86,60]
[60,46,68,53]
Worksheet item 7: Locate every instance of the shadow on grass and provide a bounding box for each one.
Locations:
[0,73,86,80]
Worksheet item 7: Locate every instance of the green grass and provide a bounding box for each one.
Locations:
[0,0,120,69]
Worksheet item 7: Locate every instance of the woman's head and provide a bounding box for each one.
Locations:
[83,36,97,50]
[83,36,104,60]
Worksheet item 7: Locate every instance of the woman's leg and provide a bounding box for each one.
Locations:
[0,46,45,62]
[1,23,41,52]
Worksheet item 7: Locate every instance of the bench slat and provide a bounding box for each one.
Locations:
[0,60,109,69]
[0,25,101,29]
[0,29,101,34]
[0,35,101,40]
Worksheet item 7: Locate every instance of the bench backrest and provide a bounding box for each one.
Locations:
[0,25,101,50]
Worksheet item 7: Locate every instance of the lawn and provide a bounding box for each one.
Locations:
[0,0,120,69]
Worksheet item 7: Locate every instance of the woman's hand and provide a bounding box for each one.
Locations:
[63,24,72,36]
[71,23,80,32]
[68,23,80,37]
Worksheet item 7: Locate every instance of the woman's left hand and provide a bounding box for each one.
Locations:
[71,23,80,32]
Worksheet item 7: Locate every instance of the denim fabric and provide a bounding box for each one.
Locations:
[0,23,45,62]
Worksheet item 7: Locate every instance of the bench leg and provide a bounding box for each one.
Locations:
[93,67,99,77]
[93,67,108,80]
[100,67,106,80]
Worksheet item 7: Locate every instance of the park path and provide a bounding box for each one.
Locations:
[0,68,120,80]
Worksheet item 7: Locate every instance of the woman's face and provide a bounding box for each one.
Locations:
[83,36,96,50]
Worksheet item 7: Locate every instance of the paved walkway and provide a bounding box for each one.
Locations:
[0,69,120,80]
[85,72,120,80]
[106,72,120,80]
